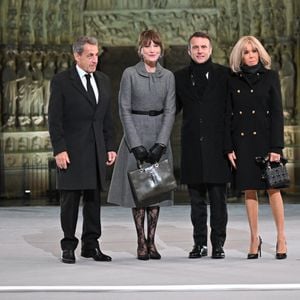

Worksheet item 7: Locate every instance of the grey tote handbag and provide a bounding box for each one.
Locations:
[128,159,177,203]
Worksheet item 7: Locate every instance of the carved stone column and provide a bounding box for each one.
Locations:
[283,126,300,194]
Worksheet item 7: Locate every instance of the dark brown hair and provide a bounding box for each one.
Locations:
[137,29,164,57]
[188,32,212,49]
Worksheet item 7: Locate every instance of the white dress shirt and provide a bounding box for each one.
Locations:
[76,65,99,103]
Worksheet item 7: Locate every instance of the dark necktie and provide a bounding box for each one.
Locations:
[85,74,97,104]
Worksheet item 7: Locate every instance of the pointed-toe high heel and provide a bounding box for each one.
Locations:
[247,236,262,259]
[276,242,287,260]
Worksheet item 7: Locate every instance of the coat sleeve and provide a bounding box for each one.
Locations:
[156,72,176,145]
[224,80,234,154]
[174,71,183,115]
[118,69,142,150]
[102,75,116,152]
[48,74,67,156]
[269,71,284,153]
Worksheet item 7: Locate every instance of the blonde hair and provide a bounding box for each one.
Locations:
[229,36,271,73]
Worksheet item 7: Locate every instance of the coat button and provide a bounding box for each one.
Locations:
[199,118,203,123]
[253,131,257,135]
[241,132,244,136]
[250,89,254,93]
[237,89,240,93]
[252,110,256,114]
[267,110,270,114]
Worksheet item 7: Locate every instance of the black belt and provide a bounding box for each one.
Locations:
[131,109,164,116]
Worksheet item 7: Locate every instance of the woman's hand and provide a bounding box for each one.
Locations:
[227,151,237,169]
[269,152,281,162]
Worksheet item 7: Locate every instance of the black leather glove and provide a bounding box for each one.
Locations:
[147,143,166,164]
[131,146,148,163]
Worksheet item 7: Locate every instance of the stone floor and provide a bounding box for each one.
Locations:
[0,201,300,300]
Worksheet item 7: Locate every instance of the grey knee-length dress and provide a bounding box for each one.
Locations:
[107,61,176,208]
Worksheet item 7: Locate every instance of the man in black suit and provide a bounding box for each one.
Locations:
[48,36,117,264]
[174,32,231,259]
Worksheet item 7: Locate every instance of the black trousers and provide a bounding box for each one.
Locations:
[60,188,101,251]
[188,183,228,248]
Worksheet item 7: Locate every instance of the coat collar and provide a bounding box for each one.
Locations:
[135,61,164,78]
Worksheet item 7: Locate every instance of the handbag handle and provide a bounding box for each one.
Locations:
[265,157,288,170]
[136,160,144,170]
[136,159,160,170]
[255,156,288,167]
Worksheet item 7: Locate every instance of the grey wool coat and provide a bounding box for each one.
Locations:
[107,61,176,208]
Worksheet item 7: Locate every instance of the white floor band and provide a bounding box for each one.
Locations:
[1,284,300,293]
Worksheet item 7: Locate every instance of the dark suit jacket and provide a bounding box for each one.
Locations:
[174,63,231,184]
[48,65,115,190]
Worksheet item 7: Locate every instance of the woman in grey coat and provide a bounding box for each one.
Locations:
[107,30,176,260]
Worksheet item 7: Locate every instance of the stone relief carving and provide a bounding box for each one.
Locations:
[33,0,45,45]
[3,132,52,155]
[0,49,73,129]
[84,9,219,46]
[86,0,215,10]
[1,54,18,128]
[279,52,296,121]
[0,0,298,130]
[16,53,33,127]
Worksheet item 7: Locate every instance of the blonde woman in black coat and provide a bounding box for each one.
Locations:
[225,36,287,259]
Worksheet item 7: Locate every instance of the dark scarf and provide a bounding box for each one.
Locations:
[190,57,212,98]
[240,62,264,85]
[240,62,262,74]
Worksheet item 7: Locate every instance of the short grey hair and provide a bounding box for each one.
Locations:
[72,36,98,54]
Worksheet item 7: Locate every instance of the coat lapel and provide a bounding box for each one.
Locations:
[70,66,96,107]
[94,72,109,110]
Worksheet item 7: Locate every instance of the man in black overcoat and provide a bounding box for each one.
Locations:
[174,32,231,259]
[48,36,117,264]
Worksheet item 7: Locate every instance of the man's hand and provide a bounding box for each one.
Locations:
[227,151,237,169]
[55,151,70,169]
[106,151,117,166]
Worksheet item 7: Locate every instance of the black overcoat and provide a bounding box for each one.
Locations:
[174,63,231,184]
[48,66,115,190]
[224,68,284,190]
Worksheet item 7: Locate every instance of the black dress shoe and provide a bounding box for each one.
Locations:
[188,245,208,259]
[81,248,112,262]
[62,250,75,264]
[212,246,225,259]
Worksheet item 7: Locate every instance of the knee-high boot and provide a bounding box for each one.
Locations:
[147,206,161,259]
[132,207,149,260]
